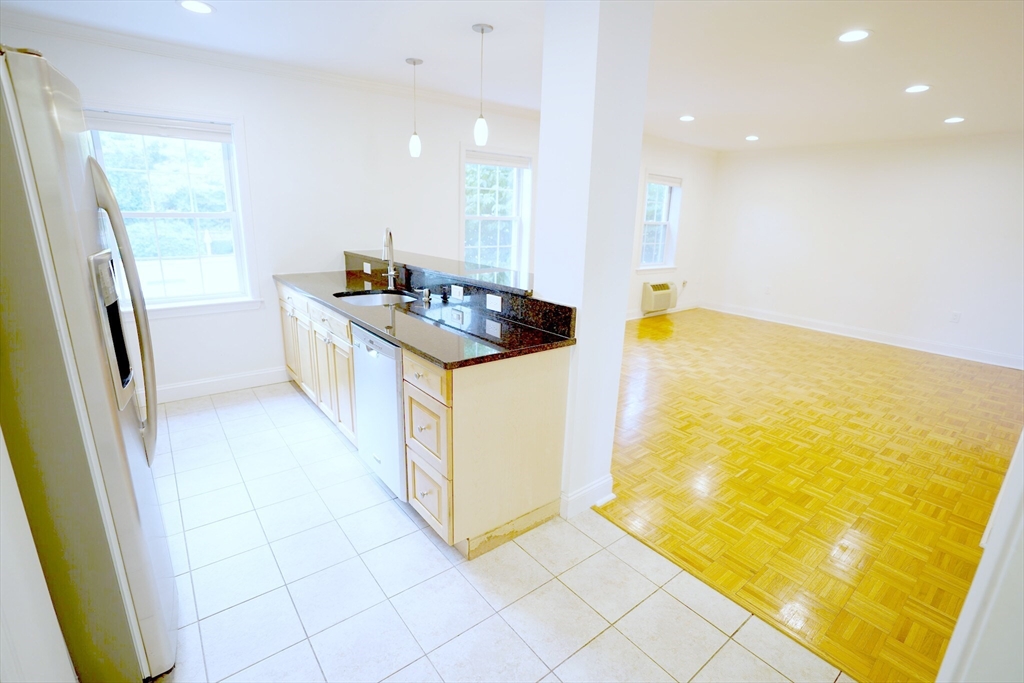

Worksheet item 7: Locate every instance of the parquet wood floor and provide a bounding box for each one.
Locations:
[597,309,1023,682]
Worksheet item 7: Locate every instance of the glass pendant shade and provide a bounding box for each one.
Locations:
[474,116,489,146]
[409,133,421,158]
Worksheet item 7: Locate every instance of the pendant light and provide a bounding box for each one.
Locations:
[406,58,423,158]
[472,23,493,146]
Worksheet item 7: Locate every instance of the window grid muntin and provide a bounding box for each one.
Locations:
[464,161,523,270]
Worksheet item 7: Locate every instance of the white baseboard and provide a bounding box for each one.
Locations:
[625,303,699,322]
[702,303,1024,370]
[560,475,615,519]
[157,367,290,402]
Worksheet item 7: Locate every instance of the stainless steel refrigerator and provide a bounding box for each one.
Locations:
[0,46,176,680]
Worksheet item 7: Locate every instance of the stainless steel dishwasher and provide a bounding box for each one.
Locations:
[352,324,407,500]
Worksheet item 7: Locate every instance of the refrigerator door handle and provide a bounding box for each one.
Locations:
[88,157,158,461]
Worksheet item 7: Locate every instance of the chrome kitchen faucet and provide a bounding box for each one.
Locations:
[383,228,396,290]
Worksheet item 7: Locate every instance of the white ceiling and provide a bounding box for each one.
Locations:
[2,0,1021,150]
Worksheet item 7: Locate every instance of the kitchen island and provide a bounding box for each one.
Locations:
[273,253,575,559]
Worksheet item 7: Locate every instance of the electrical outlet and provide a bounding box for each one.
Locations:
[451,284,464,300]
[451,309,464,325]
[486,293,502,312]
[951,311,961,323]
[363,262,372,275]
[364,281,373,290]
[485,319,502,337]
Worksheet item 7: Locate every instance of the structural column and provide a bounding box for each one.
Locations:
[533,0,654,516]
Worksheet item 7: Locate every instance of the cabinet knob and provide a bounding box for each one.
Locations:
[321,317,327,323]
[414,372,424,379]
[417,424,430,432]
[419,490,432,497]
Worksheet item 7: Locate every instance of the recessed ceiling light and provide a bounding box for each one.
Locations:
[180,0,214,13]
[679,115,695,122]
[838,29,870,43]
[905,84,930,93]
[945,117,965,124]
[745,135,759,142]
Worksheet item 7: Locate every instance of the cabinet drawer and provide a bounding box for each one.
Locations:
[407,448,451,544]
[309,303,351,341]
[277,284,307,315]
[404,383,451,477]
[403,351,450,406]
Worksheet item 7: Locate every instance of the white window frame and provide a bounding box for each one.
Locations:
[84,107,261,318]
[637,173,682,271]
[459,147,534,279]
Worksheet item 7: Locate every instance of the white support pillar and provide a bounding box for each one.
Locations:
[533,0,654,517]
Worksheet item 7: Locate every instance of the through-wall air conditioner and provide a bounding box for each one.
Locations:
[641,282,678,314]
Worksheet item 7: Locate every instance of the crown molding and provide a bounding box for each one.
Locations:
[0,10,540,121]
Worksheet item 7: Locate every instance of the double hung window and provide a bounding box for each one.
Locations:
[640,175,682,268]
[462,151,532,280]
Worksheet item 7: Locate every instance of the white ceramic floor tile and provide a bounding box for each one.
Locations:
[215,401,269,424]
[605,535,681,587]
[287,557,386,635]
[191,546,284,619]
[173,442,233,475]
[155,475,178,505]
[361,531,452,597]
[236,448,301,482]
[154,433,172,461]
[615,590,727,682]
[456,540,552,610]
[394,499,429,529]
[176,573,197,628]
[553,628,672,683]
[210,388,258,408]
[423,528,467,565]
[179,483,253,531]
[253,382,302,400]
[256,492,333,542]
[161,623,207,682]
[228,431,288,458]
[558,550,657,622]
[515,518,602,575]
[168,533,190,576]
[500,579,608,669]
[663,570,751,635]
[278,419,337,446]
[390,568,495,653]
[164,396,215,416]
[170,424,227,452]
[198,588,305,682]
[167,410,221,434]
[161,501,183,536]
[301,455,367,489]
[222,641,325,683]
[220,414,276,439]
[428,615,548,683]
[270,521,356,583]
[268,405,321,428]
[539,674,560,683]
[383,657,442,683]
[734,617,839,683]
[337,500,419,553]
[318,474,391,519]
[185,511,267,569]
[310,601,423,682]
[175,460,243,500]
[245,467,316,509]
[288,434,352,466]
[567,510,626,547]
[691,641,787,683]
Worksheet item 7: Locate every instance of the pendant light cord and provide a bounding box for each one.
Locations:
[479,28,484,117]
[413,62,418,134]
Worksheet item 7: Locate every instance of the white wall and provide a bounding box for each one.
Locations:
[0,18,540,398]
[701,133,1024,368]
[626,136,718,320]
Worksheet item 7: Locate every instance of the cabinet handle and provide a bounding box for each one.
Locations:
[417,424,431,432]
[372,454,381,464]
[414,372,424,379]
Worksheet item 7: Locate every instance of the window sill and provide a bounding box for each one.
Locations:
[146,297,264,320]
[636,264,678,273]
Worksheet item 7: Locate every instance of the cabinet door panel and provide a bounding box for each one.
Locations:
[407,448,451,544]
[294,313,316,400]
[280,304,298,380]
[313,325,334,418]
[330,336,356,444]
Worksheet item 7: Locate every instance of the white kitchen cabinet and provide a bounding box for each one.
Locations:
[280,304,298,380]
[329,333,357,444]
[294,311,316,401]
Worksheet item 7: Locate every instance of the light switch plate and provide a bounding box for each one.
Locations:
[363,262,372,274]
[364,281,373,290]
[486,293,502,312]
[451,284,464,300]
[451,309,465,325]
[485,319,502,337]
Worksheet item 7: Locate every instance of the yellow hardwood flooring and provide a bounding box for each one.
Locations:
[597,309,1023,682]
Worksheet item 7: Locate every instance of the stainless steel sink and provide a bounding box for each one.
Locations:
[335,292,416,306]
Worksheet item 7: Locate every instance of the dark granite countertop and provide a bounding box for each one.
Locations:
[273,271,575,370]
